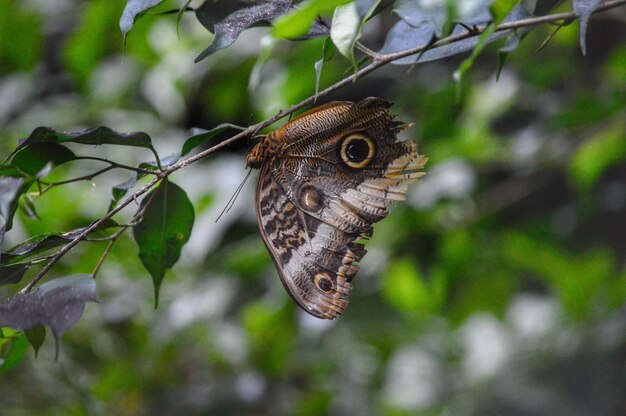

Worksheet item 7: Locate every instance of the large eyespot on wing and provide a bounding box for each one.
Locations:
[338,133,376,169]
[254,166,366,319]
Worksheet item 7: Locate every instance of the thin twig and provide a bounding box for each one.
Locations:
[91,227,127,278]
[75,156,158,175]
[21,0,626,292]
[39,166,115,194]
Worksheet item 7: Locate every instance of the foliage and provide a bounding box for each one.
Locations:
[0,0,625,415]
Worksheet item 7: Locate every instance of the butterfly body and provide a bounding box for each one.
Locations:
[247,98,427,319]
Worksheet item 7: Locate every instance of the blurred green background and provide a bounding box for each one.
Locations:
[1,0,625,415]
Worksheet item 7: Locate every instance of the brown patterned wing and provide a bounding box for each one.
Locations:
[273,97,427,237]
[255,163,366,319]
[250,98,427,319]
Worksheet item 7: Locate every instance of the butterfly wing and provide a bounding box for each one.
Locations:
[275,97,427,236]
[255,163,365,319]
[252,98,427,319]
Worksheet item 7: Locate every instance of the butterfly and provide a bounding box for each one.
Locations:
[246,98,427,319]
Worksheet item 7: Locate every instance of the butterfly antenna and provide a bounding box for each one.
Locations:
[215,168,253,223]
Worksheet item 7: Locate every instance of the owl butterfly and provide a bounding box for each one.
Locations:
[246,98,427,319]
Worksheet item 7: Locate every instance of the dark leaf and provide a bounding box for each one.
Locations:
[0,176,25,237]
[119,0,167,37]
[393,0,447,37]
[19,195,39,220]
[182,124,247,157]
[24,325,45,358]
[378,20,436,65]
[133,180,194,307]
[10,142,76,176]
[195,1,248,32]
[0,274,98,359]
[109,172,138,212]
[195,0,292,62]
[381,4,529,66]
[1,219,120,268]
[573,0,601,55]
[12,126,155,160]
[0,265,29,286]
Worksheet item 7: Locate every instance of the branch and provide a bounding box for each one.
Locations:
[22,0,626,292]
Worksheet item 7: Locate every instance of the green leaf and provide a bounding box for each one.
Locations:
[10,142,76,176]
[330,0,380,63]
[181,124,247,157]
[489,0,520,22]
[569,123,626,189]
[454,4,525,95]
[273,0,351,39]
[314,37,336,97]
[0,333,29,374]
[133,180,195,307]
[24,325,46,358]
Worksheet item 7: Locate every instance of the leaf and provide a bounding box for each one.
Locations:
[10,142,76,176]
[119,0,167,38]
[453,4,528,91]
[497,30,523,80]
[194,0,292,63]
[24,325,46,358]
[0,333,28,373]
[393,0,448,37]
[573,0,602,56]
[330,0,380,63]
[378,20,436,65]
[14,126,154,152]
[379,4,529,66]
[0,176,25,236]
[0,274,98,359]
[109,173,138,212]
[1,219,120,267]
[11,126,161,175]
[133,180,194,307]
[569,123,626,189]
[181,123,247,157]
[0,265,29,287]
[272,0,351,39]
[489,0,520,22]
[314,37,336,98]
